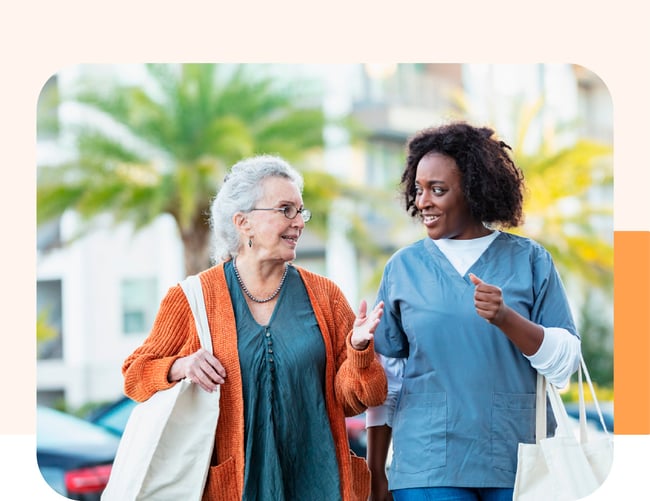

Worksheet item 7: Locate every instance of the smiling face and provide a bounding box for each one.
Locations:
[415,153,489,240]
[245,176,306,262]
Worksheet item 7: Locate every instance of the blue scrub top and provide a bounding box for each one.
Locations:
[374,232,577,490]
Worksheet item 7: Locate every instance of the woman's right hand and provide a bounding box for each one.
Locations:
[168,348,226,393]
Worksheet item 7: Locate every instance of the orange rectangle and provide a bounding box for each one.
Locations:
[614,230,650,433]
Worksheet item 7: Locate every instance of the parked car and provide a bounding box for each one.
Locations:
[345,413,368,457]
[37,405,120,500]
[564,400,614,433]
[88,396,371,457]
[85,396,135,437]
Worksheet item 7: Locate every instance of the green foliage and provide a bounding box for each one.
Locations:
[577,291,614,387]
[509,107,613,293]
[37,64,347,275]
[560,381,614,404]
[508,104,614,388]
[36,309,57,343]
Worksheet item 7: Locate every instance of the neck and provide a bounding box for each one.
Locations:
[233,257,289,303]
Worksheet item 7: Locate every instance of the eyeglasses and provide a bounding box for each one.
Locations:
[250,205,312,222]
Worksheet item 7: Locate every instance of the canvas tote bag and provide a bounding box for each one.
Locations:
[102,275,221,501]
[513,355,613,501]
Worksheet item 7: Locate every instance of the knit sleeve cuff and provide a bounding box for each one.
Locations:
[141,356,181,396]
[346,332,376,369]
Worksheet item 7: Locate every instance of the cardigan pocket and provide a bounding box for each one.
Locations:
[349,453,371,501]
[391,391,447,473]
[201,456,238,501]
[491,392,536,473]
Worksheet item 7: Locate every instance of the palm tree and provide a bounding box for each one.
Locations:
[37,64,356,275]
[508,103,614,387]
[510,103,614,292]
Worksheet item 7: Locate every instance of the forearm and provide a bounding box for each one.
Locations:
[367,424,393,500]
[122,286,194,400]
[367,424,392,473]
[335,336,388,415]
[526,327,581,387]
[123,353,179,401]
[494,306,544,356]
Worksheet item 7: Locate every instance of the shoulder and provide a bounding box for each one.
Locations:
[380,240,429,281]
[175,262,230,305]
[497,232,551,256]
[496,232,556,272]
[386,239,427,267]
[197,262,227,282]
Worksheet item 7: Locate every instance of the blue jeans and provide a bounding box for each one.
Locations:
[392,487,513,501]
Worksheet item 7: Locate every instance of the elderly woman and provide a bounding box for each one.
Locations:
[122,155,387,500]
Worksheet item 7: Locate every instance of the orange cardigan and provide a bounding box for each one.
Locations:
[122,263,388,501]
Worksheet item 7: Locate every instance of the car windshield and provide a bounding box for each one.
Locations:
[92,399,136,436]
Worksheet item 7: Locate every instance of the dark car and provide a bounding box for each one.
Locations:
[37,405,120,500]
[88,396,370,457]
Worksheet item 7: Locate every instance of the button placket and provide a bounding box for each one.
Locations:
[265,328,275,375]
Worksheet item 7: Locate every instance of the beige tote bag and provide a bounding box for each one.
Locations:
[513,355,613,501]
[102,275,220,501]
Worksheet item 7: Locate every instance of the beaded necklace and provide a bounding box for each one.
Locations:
[233,259,288,303]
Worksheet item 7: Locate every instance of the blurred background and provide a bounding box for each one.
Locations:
[35,63,613,497]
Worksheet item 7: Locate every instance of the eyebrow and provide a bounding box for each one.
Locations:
[415,180,447,186]
[271,199,303,207]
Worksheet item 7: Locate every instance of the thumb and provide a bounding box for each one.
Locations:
[469,273,482,286]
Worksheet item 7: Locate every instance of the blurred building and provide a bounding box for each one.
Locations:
[36,63,612,409]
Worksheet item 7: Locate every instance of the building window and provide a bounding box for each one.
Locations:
[37,217,62,252]
[367,140,404,189]
[37,389,65,409]
[121,278,158,335]
[37,279,63,360]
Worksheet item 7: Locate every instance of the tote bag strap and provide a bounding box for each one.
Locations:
[535,373,547,443]
[536,372,577,441]
[578,354,610,438]
[179,275,213,355]
[536,353,611,443]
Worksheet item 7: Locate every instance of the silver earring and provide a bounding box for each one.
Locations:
[248,238,252,248]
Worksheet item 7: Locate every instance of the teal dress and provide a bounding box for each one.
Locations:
[224,261,342,500]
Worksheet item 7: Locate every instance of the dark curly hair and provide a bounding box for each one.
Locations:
[400,121,525,228]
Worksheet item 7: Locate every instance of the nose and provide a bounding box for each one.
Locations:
[291,215,306,229]
[415,190,432,210]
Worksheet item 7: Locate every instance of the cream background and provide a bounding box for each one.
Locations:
[1,0,648,498]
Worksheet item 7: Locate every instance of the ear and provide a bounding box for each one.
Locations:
[233,212,251,232]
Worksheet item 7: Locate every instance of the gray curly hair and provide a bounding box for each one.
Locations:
[209,155,305,263]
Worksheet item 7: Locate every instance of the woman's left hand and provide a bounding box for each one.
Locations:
[469,273,509,325]
[350,300,384,350]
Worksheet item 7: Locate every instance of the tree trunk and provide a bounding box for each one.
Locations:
[180,215,212,276]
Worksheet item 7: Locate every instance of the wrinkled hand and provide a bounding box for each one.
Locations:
[469,273,508,326]
[171,348,226,393]
[350,300,384,350]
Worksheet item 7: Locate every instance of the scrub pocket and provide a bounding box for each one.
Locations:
[491,392,536,473]
[391,392,447,473]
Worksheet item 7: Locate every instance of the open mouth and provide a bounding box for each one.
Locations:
[282,235,299,244]
[421,214,440,224]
